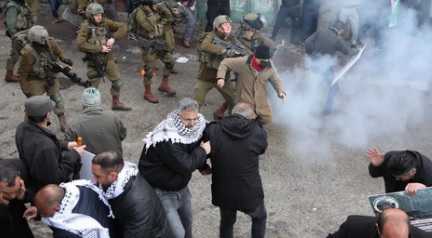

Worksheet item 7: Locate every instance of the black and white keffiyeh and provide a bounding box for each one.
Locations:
[42,180,112,238]
[102,162,138,200]
[143,110,206,151]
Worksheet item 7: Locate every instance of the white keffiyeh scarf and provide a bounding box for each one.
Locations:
[43,180,112,238]
[102,162,138,200]
[142,110,206,152]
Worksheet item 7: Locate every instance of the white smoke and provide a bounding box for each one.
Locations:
[273,3,432,155]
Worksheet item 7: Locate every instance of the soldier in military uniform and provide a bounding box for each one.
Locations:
[237,12,276,53]
[77,3,131,111]
[77,0,117,20]
[17,25,74,132]
[129,0,177,103]
[24,0,38,22]
[196,15,247,119]
[3,0,33,82]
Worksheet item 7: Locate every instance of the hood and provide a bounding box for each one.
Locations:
[220,115,256,139]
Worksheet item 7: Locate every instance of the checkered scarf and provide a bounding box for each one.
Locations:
[143,110,206,151]
[102,162,138,200]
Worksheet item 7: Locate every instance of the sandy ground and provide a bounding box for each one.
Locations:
[2,5,432,238]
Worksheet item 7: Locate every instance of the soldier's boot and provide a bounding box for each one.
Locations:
[112,95,132,111]
[4,69,19,82]
[144,84,159,103]
[213,102,228,120]
[58,113,68,133]
[158,77,176,97]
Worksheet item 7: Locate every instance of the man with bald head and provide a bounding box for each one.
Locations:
[204,102,268,238]
[33,181,114,238]
[327,208,428,238]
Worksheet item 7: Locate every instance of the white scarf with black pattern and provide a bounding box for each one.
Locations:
[142,110,206,152]
[42,180,112,238]
[102,162,138,200]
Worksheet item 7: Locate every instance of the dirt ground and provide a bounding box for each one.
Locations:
[2,5,432,238]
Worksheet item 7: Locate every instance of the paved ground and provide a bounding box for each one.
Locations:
[1,5,432,238]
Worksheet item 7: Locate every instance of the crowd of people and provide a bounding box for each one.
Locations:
[1,0,432,237]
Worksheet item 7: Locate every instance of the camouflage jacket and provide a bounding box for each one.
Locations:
[4,0,33,37]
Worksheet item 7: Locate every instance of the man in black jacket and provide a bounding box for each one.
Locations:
[271,0,302,42]
[367,148,432,195]
[327,208,428,238]
[139,97,211,238]
[204,102,268,238]
[15,96,85,200]
[92,151,171,238]
[0,159,34,238]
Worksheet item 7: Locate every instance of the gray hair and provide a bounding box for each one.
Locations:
[232,102,257,120]
[177,98,199,112]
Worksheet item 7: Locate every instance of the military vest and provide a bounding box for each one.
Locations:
[4,1,33,34]
[86,20,109,48]
[133,6,164,39]
[25,42,57,79]
[12,29,29,53]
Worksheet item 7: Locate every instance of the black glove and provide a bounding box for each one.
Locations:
[62,58,74,66]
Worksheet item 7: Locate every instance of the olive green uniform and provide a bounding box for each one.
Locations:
[132,4,175,86]
[4,0,33,72]
[77,18,127,96]
[195,31,239,110]
[24,0,38,21]
[237,30,276,54]
[18,38,66,115]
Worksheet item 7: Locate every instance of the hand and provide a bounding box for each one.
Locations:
[225,49,239,57]
[200,141,211,155]
[23,206,38,221]
[16,179,26,200]
[62,58,73,66]
[405,183,426,196]
[278,91,287,100]
[216,79,225,88]
[106,38,115,48]
[367,147,385,167]
[101,45,111,53]
[73,145,86,157]
[0,193,10,205]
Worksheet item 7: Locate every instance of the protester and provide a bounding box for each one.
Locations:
[205,103,268,238]
[271,0,302,42]
[65,88,127,157]
[367,148,432,195]
[216,44,286,124]
[33,182,114,238]
[180,0,197,48]
[92,151,171,237]
[15,96,85,200]
[139,98,210,238]
[327,208,428,238]
[0,160,34,238]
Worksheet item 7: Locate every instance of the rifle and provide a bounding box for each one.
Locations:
[46,60,90,87]
[128,33,167,53]
[212,35,249,57]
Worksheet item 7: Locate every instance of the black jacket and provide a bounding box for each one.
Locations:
[0,159,33,238]
[139,140,207,191]
[205,115,268,212]
[369,150,432,193]
[327,215,428,238]
[108,173,171,238]
[15,121,81,200]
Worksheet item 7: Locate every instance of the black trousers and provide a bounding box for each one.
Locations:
[219,201,267,238]
[205,0,230,32]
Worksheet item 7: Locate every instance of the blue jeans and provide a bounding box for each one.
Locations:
[155,187,193,238]
[183,7,196,42]
[48,0,62,18]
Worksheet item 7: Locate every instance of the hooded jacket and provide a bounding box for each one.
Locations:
[204,115,268,211]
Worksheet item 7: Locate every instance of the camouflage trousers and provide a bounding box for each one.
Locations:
[86,58,122,96]
[141,49,175,86]
[194,79,235,112]
[6,38,22,71]
[20,78,65,115]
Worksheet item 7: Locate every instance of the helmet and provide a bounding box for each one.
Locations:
[27,25,49,45]
[242,13,266,30]
[85,3,104,19]
[213,15,231,29]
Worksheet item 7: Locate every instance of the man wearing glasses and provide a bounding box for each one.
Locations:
[367,148,432,195]
[139,98,211,238]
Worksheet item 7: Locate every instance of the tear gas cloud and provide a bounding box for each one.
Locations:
[273,3,432,157]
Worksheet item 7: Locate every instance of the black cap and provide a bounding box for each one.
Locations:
[25,96,55,117]
[254,44,271,60]
[386,150,419,176]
